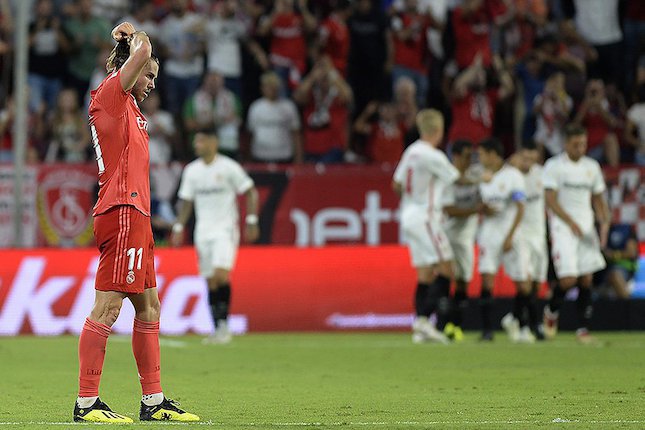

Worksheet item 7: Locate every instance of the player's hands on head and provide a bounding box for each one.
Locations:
[112,22,136,43]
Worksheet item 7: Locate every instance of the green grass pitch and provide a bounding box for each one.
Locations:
[1,332,644,429]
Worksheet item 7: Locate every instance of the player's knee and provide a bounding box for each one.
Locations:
[102,302,122,326]
[214,269,230,286]
[147,296,161,320]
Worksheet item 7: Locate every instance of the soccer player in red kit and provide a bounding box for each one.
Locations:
[73,22,199,423]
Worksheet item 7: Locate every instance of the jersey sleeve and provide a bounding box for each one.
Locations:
[591,161,607,195]
[392,154,407,184]
[441,183,456,207]
[230,161,254,195]
[247,103,258,132]
[177,166,195,201]
[429,150,459,184]
[542,158,559,190]
[95,70,130,117]
[287,102,301,131]
[510,170,527,202]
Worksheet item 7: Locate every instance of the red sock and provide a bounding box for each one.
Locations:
[78,318,111,397]
[132,318,162,395]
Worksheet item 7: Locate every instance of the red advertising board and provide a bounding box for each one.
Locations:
[267,165,401,245]
[0,246,523,336]
[0,163,643,247]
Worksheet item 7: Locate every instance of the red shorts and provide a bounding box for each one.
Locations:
[93,205,156,294]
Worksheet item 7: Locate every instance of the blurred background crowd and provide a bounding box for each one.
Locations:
[0,0,644,168]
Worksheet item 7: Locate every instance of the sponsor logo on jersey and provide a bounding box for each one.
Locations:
[136,116,148,130]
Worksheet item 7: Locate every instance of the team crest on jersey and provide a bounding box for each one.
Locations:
[126,270,136,284]
[136,116,148,131]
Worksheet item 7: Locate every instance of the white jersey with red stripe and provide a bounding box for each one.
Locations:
[393,140,458,266]
[478,164,527,243]
[393,140,459,221]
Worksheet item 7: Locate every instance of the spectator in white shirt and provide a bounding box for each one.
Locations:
[625,84,645,166]
[247,71,303,163]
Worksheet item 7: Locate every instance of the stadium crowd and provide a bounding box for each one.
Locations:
[0,0,644,166]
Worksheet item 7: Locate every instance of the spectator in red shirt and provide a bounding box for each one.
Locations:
[0,95,45,163]
[293,57,353,163]
[256,0,317,95]
[317,0,351,77]
[447,54,513,145]
[390,0,435,107]
[503,0,547,63]
[573,79,620,166]
[353,100,404,164]
[451,0,508,69]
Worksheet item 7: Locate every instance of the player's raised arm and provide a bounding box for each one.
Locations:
[108,22,152,92]
[119,31,152,92]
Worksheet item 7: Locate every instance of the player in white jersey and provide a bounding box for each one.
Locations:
[441,140,492,341]
[542,124,609,344]
[509,141,548,340]
[393,109,459,344]
[172,132,259,344]
[478,138,532,342]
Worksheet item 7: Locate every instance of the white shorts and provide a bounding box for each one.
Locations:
[478,236,530,282]
[525,235,548,283]
[195,232,239,278]
[550,221,606,279]
[448,235,475,282]
[402,212,453,267]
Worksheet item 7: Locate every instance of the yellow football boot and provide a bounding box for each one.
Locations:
[139,397,200,422]
[74,398,133,423]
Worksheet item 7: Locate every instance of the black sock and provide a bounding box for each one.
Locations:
[415,283,431,317]
[513,292,530,327]
[527,290,540,332]
[208,289,218,327]
[435,275,451,327]
[212,284,231,327]
[548,283,567,314]
[513,292,527,327]
[480,289,492,331]
[452,289,468,327]
[577,287,592,331]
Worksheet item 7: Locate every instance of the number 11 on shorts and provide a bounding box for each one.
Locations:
[125,247,142,285]
[127,247,143,271]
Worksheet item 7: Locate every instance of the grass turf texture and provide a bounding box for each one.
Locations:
[0,333,644,429]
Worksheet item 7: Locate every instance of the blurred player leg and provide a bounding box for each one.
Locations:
[75,291,132,423]
[202,236,237,344]
[130,288,200,421]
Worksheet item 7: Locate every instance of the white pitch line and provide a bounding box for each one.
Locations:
[2,420,645,427]
[108,336,187,348]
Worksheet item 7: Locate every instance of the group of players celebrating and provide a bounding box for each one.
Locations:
[393,109,610,345]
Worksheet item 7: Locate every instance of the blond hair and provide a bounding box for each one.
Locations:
[415,109,444,136]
